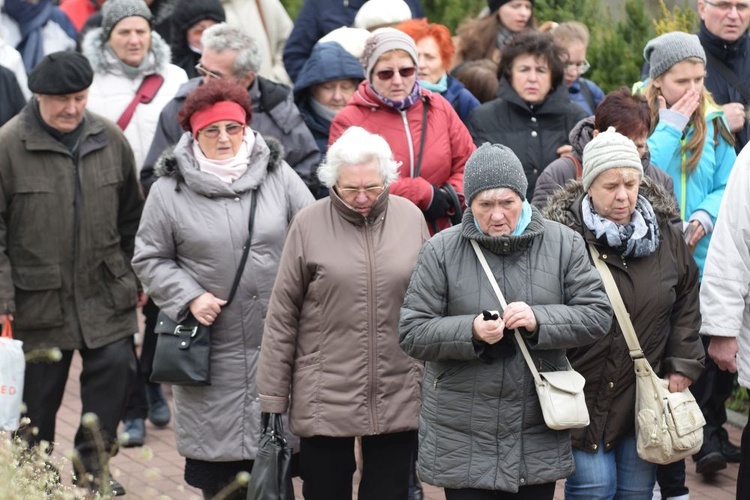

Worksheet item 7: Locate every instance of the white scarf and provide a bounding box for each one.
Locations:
[192,129,254,184]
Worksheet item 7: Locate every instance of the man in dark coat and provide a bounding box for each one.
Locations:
[0,52,143,496]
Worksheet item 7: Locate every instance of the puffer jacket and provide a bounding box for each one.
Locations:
[140,76,321,195]
[701,144,750,390]
[82,27,188,171]
[531,117,677,216]
[467,79,588,200]
[647,105,736,278]
[543,178,704,452]
[0,104,143,350]
[330,81,475,233]
[441,74,480,124]
[132,132,313,461]
[399,208,612,492]
[257,190,429,438]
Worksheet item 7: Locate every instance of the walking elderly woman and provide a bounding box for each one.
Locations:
[543,129,704,499]
[132,78,313,498]
[399,143,612,499]
[257,126,429,500]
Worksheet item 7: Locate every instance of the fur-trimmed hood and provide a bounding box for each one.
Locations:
[154,130,285,195]
[81,25,172,75]
[542,176,678,231]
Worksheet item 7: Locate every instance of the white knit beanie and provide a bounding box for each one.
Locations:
[582,127,643,191]
[354,0,412,31]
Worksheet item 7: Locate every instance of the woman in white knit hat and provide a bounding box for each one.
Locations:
[543,127,705,500]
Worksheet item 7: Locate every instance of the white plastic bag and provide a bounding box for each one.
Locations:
[0,318,25,431]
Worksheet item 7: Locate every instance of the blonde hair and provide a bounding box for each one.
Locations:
[643,57,733,173]
[550,21,590,47]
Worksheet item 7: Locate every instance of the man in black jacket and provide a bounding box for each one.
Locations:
[698,0,750,153]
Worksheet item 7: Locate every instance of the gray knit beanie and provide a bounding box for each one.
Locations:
[464,143,528,203]
[102,0,153,40]
[644,31,706,80]
[582,127,643,191]
[361,28,419,81]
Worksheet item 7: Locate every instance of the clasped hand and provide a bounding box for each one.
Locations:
[472,302,537,344]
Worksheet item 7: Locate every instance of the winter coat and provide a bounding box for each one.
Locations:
[440,74,480,124]
[168,0,225,79]
[567,77,605,116]
[699,21,750,152]
[399,207,612,492]
[59,0,101,32]
[282,0,424,82]
[0,103,143,350]
[330,81,475,233]
[700,143,750,390]
[140,76,321,195]
[294,41,364,158]
[221,0,292,85]
[132,132,313,461]
[467,79,588,200]
[647,106,736,278]
[257,190,429,438]
[0,65,25,127]
[543,179,704,453]
[531,117,677,216]
[82,27,188,171]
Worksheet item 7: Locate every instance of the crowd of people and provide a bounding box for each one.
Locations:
[1,0,749,499]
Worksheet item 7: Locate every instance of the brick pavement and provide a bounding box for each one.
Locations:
[40,352,743,499]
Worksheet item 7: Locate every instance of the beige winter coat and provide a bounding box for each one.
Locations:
[258,190,429,437]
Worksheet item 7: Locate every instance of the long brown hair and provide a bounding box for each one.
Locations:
[455,10,535,63]
[643,58,733,173]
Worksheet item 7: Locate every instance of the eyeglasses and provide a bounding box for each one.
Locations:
[199,123,244,138]
[195,63,223,80]
[375,67,416,81]
[336,185,385,198]
[704,0,750,14]
[564,60,591,75]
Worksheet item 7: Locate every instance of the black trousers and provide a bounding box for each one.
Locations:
[738,415,750,500]
[124,298,159,420]
[22,336,136,471]
[656,459,687,498]
[444,482,556,500]
[299,430,416,500]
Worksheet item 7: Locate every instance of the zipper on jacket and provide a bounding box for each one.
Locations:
[400,110,416,177]
[364,219,380,434]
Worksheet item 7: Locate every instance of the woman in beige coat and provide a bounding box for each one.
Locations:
[257,126,429,500]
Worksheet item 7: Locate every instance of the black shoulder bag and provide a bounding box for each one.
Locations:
[151,190,259,386]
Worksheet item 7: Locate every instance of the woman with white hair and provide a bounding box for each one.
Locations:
[257,126,429,500]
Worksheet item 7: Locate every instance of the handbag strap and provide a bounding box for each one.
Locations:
[412,98,429,179]
[117,74,165,131]
[1,316,12,339]
[224,189,259,307]
[587,244,645,359]
[705,50,750,103]
[470,240,544,386]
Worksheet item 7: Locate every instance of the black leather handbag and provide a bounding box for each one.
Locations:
[150,190,258,386]
[246,413,294,500]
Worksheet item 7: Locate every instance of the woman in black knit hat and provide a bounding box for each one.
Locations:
[168,0,226,78]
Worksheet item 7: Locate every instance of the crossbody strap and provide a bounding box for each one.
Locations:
[470,240,544,385]
[224,189,259,307]
[412,98,429,179]
[587,244,644,359]
[117,74,165,131]
[705,50,750,103]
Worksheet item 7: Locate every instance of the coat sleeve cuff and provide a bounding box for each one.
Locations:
[259,394,290,414]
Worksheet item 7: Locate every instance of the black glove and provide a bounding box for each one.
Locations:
[424,185,451,220]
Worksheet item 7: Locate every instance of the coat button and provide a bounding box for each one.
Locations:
[519,478,526,485]
[591,444,598,450]
[234,197,240,201]
[533,169,538,175]
[602,254,607,260]
[531,131,538,137]
[531,117,537,122]
[608,381,615,389]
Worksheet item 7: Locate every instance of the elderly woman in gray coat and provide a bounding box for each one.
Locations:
[132,79,313,498]
[399,143,612,499]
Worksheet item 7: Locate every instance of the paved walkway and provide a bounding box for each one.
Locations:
[40,352,743,499]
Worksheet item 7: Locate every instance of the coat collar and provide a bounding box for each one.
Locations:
[496,78,573,115]
[82,26,173,75]
[461,205,545,256]
[19,102,107,157]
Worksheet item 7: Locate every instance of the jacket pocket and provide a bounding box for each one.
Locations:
[291,351,321,424]
[102,254,138,312]
[12,264,64,329]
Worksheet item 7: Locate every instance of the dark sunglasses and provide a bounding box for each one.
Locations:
[375,67,416,81]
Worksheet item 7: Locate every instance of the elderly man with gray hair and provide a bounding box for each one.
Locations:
[140,22,320,195]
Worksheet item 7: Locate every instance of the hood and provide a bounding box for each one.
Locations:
[172,0,225,36]
[293,42,364,100]
[82,26,173,75]
[542,176,678,231]
[154,131,284,195]
[568,116,595,158]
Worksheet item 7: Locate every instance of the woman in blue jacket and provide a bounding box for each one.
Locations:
[640,31,736,279]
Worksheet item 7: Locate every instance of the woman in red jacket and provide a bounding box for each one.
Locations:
[329,28,475,234]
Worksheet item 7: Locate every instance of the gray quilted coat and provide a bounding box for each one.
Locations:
[132,132,313,461]
[399,207,612,492]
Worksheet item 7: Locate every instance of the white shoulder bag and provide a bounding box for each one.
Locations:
[471,240,589,430]
[589,244,705,464]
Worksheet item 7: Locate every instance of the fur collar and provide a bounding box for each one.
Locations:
[82,27,172,74]
[542,177,678,230]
